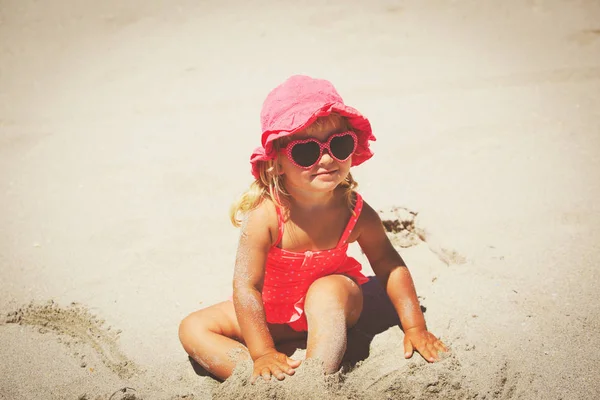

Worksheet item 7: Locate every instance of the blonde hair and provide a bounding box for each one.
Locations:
[230,113,359,227]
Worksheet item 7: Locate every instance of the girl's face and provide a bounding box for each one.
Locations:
[278,125,353,193]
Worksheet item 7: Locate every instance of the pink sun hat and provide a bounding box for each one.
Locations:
[250,75,376,179]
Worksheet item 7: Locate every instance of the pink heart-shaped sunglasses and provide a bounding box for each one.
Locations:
[281,131,358,169]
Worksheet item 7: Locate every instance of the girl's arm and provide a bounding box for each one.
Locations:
[356,201,448,362]
[232,201,300,381]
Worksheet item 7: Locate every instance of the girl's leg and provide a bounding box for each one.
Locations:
[178,300,304,380]
[303,274,364,373]
[179,301,247,380]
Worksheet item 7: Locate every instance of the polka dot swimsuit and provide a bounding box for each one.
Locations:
[262,193,369,332]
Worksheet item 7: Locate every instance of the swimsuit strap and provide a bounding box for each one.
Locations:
[273,205,285,247]
[337,192,363,247]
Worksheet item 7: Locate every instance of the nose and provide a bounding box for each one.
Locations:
[319,149,334,165]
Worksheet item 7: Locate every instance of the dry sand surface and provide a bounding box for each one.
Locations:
[1,0,600,399]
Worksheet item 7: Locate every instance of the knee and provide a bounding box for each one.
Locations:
[178,311,210,345]
[178,313,196,344]
[305,275,363,315]
[307,274,361,299]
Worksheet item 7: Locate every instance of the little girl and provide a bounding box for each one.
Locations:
[179,75,447,382]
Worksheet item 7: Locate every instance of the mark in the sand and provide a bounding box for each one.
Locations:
[492,361,520,399]
[384,5,403,14]
[108,387,139,400]
[568,29,600,45]
[345,351,476,399]
[378,207,466,265]
[379,207,420,248]
[5,300,139,379]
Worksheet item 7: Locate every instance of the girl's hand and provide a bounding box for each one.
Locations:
[251,350,302,383]
[403,326,448,362]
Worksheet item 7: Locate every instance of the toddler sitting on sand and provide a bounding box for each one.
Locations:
[179,75,447,382]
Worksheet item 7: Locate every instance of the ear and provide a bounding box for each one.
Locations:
[274,156,285,175]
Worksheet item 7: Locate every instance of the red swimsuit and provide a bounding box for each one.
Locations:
[261,193,369,332]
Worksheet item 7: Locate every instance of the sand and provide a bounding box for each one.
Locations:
[1,0,600,398]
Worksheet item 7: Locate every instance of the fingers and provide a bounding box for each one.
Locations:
[405,330,450,363]
[425,341,438,362]
[286,357,301,368]
[261,367,271,381]
[251,353,300,384]
[403,335,414,359]
[436,339,449,353]
[271,365,285,381]
[412,341,433,362]
[251,366,274,384]
[418,338,449,362]
[434,339,448,354]
[276,358,298,377]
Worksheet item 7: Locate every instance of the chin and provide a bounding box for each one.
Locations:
[312,183,338,192]
[309,176,344,191]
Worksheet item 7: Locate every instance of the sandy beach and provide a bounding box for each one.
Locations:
[1,0,600,398]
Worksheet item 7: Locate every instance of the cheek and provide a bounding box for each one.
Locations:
[279,155,303,176]
[278,154,292,172]
[340,157,352,172]
[336,159,353,180]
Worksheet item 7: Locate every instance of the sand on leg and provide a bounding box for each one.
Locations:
[304,274,364,373]
[178,300,304,380]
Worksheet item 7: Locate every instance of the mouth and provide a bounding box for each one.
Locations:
[313,169,338,177]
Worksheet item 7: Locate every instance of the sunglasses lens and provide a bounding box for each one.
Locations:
[291,141,321,167]
[330,134,356,160]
